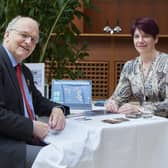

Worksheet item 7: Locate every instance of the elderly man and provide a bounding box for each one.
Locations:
[0,16,69,168]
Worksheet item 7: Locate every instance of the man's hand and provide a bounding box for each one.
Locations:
[48,107,66,131]
[33,120,49,139]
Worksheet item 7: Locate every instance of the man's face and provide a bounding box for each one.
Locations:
[4,18,39,63]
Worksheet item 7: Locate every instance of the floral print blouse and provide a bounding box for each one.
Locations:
[110,52,168,115]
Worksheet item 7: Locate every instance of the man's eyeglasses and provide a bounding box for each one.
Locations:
[10,28,39,44]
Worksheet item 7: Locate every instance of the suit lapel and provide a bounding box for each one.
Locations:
[0,46,23,99]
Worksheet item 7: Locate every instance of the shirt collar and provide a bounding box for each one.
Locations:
[2,45,18,67]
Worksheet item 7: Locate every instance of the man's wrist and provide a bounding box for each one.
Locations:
[52,106,64,113]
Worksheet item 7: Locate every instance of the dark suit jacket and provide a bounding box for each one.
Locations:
[0,45,69,168]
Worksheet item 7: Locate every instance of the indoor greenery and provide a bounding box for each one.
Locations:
[0,0,93,81]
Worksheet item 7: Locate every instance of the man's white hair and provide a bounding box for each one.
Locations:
[5,15,39,32]
[5,16,22,32]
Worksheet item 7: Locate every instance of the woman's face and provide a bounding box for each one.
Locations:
[133,28,158,55]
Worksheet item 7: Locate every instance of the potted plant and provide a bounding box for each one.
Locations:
[0,0,93,83]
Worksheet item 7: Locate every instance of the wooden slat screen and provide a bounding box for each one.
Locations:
[114,61,125,86]
[45,60,109,100]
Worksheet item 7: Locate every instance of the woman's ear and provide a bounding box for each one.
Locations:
[154,35,159,44]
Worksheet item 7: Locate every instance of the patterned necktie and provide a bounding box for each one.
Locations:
[16,64,34,120]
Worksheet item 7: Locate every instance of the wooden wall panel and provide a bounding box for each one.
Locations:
[48,1,168,100]
[84,0,168,34]
[46,36,168,100]
[77,36,168,99]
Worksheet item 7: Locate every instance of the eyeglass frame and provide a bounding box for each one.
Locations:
[9,28,39,44]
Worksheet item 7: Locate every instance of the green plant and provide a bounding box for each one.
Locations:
[0,0,93,81]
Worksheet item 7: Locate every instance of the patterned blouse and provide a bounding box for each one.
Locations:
[110,52,168,115]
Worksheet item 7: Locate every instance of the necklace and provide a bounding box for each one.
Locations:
[142,62,151,78]
[144,64,150,72]
[139,54,158,103]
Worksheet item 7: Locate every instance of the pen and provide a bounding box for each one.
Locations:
[74,117,92,121]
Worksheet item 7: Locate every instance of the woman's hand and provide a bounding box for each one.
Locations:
[118,103,140,114]
[105,99,119,113]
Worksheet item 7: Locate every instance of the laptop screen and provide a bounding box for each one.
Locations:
[51,80,92,110]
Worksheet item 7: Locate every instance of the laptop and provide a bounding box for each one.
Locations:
[51,80,92,110]
[51,79,112,116]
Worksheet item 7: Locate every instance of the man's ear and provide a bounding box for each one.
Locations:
[4,31,9,39]
[3,31,10,43]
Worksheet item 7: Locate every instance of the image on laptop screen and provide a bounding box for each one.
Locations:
[51,80,92,110]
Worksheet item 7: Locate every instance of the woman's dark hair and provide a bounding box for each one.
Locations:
[130,17,159,39]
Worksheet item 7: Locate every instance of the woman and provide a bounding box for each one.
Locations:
[105,17,168,117]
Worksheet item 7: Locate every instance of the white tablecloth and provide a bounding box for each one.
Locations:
[32,114,168,168]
